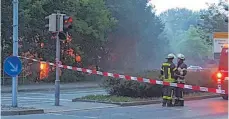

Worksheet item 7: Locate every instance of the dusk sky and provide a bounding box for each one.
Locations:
[149,0,220,14]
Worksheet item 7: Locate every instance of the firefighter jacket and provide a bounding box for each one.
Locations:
[160,61,176,83]
[175,62,187,83]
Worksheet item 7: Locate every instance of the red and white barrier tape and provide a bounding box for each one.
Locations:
[19,56,228,94]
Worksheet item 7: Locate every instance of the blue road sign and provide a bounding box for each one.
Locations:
[4,56,22,77]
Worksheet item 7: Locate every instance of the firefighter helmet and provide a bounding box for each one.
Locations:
[166,53,175,59]
[177,53,185,60]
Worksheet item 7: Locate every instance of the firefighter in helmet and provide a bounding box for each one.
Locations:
[160,53,177,107]
[174,53,187,106]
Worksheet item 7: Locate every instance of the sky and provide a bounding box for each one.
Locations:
[149,0,220,14]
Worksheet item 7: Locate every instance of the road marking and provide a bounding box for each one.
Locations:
[2,97,72,101]
[4,90,105,95]
[47,105,118,113]
[111,113,126,116]
[50,113,98,119]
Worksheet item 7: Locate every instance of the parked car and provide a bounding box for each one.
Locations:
[187,65,203,72]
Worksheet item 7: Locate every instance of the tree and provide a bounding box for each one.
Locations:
[1,0,116,83]
[198,1,228,45]
[179,26,211,65]
[159,8,201,54]
[160,8,200,32]
[2,0,13,59]
[105,0,165,71]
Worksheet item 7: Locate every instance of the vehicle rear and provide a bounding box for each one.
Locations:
[213,46,228,100]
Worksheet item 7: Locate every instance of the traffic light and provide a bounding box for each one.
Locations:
[45,13,73,40]
[58,15,73,40]
[63,15,73,32]
[39,62,49,80]
[45,14,57,32]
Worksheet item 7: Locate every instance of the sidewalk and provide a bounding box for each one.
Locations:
[1,81,101,93]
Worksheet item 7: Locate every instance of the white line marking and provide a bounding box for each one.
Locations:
[47,106,118,113]
[1,97,72,101]
[50,113,98,119]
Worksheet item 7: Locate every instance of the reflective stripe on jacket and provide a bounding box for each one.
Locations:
[161,62,176,83]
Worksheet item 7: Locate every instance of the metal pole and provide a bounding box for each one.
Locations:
[55,11,61,106]
[12,0,19,107]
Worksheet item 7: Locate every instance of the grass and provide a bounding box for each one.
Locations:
[79,92,215,103]
[80,95,158,102]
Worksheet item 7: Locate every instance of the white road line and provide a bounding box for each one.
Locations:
[111,113,126,116]
[5,90,105,95]
[47,105,118,113]
[1,97,71,101]
[50,113,98,119]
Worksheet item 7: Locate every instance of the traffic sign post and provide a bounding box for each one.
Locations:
[3,56,22,107]
[55,11,61,106]
[45,11,72,106]
[11,0,19,107]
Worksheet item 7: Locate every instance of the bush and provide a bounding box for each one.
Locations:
[101,69,216,98]
[101,77,163,98]
[185,69,216,88]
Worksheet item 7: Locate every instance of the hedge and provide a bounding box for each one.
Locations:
[101,69,216,98]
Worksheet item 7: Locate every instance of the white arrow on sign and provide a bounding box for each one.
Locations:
[8,61,18,72]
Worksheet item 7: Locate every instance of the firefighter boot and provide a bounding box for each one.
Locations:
[167,100,173,107]
[180,100,184,106]
[174,99,179,106]
[162,99,167,107]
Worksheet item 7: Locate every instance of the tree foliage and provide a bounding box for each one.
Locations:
[105,0,166,71]
[2,0,116,83]
[3,0,226,84]
[179,26,211,64]
[2,0,167,83]
[198,2,228,44]
[159,8,201,54]
[160,5,227,65]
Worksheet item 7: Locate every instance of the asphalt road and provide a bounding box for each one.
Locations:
[2,97,228,119]
[1,88,106,106]
[1,88,116,113]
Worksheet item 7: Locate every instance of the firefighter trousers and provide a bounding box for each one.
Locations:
[174,87,184,106]
[162,86,174,100]
[175,86,184,100]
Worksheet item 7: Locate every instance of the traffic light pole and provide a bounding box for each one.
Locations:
[12,0,19,107]
[55,11,61,106]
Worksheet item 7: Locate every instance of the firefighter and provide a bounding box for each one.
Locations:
[160,53,177,107]
[174,53,187,106]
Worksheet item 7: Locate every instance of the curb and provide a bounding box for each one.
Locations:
[1,109,44,116]
[72,94,221,106]
[72,98,161,106]
[1,85,100,93]
[183,94,221,101]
